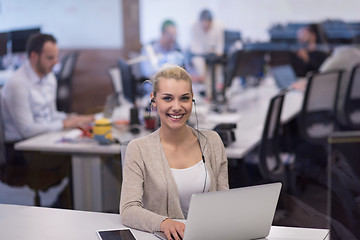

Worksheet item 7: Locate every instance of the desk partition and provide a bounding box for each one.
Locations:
[328,131,360,240]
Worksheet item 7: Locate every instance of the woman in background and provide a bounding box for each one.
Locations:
[120,64,228,240]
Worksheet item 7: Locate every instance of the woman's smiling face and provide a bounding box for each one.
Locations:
[152,77,193,131]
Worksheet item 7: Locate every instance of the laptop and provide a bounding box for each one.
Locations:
[155,182,282,240]
[271,65,297,90]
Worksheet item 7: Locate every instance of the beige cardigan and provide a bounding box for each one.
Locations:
[119,127,229,233]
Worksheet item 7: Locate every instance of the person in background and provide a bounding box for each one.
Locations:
[120,65,228,240]
[1,33,94,160]
[140,20,184,78]
[291,24,328,77]
[189,9,225,99]
[319,44,360,126]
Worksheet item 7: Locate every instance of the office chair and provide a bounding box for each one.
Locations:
[342,63,360,129]
[258,90,296,194]
[294,70,343,191]
[297,69,343,146]
[0,89,6,166]
[223,30,241,56]
[56,51,80,113]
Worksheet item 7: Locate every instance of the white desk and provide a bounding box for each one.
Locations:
[14,79,304,212]
[15,127,149,212]
[193,80,304,159]
[0,204,329,240]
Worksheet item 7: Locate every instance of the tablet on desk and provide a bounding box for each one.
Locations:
[154,231,167,240]
[97,228,137,240]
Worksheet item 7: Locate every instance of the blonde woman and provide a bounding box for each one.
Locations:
[120,64,228,240]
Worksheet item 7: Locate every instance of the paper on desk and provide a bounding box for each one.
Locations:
[62,129,83,141]
[207,112,242,123]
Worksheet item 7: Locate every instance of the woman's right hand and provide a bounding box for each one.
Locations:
[160,218,185,240]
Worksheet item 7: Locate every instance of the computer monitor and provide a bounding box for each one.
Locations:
[117,59,136,104]
[222,49,265,103]
[10,27,41,53]
[0,32,8,56]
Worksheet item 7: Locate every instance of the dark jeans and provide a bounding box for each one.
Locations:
[5,142,27,165]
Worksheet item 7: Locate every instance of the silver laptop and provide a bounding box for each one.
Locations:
[271,65,297,90]
[155,182,282,240]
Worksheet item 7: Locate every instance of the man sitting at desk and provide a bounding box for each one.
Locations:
[291,24,328,77]
[1,33,93,155]
[189,9,224,98]
[140,20,184,78]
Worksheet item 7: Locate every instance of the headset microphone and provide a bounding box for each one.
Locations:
[193,97,207,192]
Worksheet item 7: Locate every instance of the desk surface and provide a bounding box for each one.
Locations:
[14,125,149,155]
[15,130,123,155]
[0,204,329,240]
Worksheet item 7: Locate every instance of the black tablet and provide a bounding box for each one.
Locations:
[97,229,137,240]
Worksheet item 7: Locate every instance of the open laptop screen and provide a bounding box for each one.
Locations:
[271,64,297,90]
[183,183,282,240]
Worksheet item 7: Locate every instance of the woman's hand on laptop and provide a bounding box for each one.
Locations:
[160,218,185,240]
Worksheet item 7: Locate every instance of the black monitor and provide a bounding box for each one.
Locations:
[0,32,8,56]
[224,49,265,89]
[10,27,41,53]
[117,59,136,104]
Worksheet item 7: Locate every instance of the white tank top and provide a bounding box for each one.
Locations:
[171,160,211,218]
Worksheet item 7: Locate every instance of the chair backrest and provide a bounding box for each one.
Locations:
[258,91,286,182]
[57,51,80,81]
[224,30,241,55]
[298,69,343,145]
[0,88,6,165]
[344,63,360,129]
[56,51,80,112]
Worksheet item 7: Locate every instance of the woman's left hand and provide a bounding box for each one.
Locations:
[160,218,185,240]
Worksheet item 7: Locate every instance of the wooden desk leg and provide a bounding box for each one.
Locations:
[71,155,103,212]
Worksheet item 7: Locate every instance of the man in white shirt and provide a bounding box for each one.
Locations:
[140,20,184,78]
[1,33,93,147]
[189,9,225,99]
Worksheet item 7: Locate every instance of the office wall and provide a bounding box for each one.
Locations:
[140,0,360,48]
[0,0,123,48]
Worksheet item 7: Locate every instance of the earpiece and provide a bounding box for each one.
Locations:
[192,96,207,192]
[151,99,155,103]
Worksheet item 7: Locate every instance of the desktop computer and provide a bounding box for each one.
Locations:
[0,32,8,70]
[9,27,41,53]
